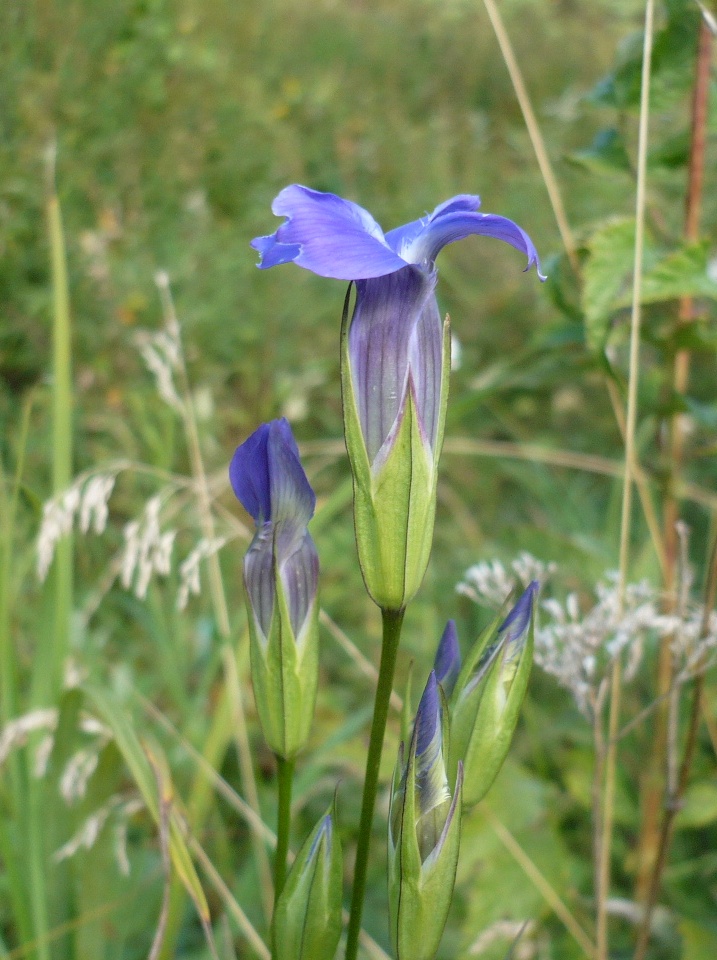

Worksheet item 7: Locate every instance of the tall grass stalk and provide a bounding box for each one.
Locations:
[0,398,35,951]
[595,4,655,958]
[46,144,74,697]
[481,0,579,274]
[155,273,274,933]
[479,0,668,577]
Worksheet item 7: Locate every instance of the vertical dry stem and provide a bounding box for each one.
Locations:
[481,0,579,274]
[635,15,713,905]
[595,4,655,959]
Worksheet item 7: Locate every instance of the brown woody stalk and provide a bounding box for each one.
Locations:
[634,532,717,960]
[634,14,712,910]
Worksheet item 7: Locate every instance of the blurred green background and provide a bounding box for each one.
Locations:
[2,0,717,958]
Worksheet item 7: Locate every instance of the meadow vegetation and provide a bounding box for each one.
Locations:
[1,0,717,958]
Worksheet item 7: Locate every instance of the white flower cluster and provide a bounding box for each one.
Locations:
[458,555,717,720]
[0,709,58,768]
[177,536,227,611]
[121,496,176,599]
[534,572,717,717]
[457,552,557,608]
[54,795,143,876]
[37,474,116,580]
[135,324,184,414]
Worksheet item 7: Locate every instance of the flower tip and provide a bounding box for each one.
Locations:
[415,671,440,756]
[499,580,539,645]
[434,620,460,693]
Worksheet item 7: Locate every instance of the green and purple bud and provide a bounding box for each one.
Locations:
[340,266,451,610]
[448,581,537,807]
[230,418,319,759]
[273,809,342,960]
[389,672,463,960]
[434,620,461,697]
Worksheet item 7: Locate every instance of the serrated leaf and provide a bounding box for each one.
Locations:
[581,219,636,352]
[616,242,717,307]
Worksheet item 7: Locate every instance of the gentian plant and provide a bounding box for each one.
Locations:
[252,186,544,612]
[238,186,542,960]
[230,418,319,897]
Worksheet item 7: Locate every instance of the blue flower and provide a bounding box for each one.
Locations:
[251,187,543,611]
[230,418,318,643]
[251,186,544,282]
[230,418,319,758]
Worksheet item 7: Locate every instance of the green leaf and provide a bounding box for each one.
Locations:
[677,780,717,827]
[581,219,636,352]
[620,242,717,307]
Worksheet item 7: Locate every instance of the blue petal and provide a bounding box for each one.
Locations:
[499,580,539,654]
[229,419,315,531]
[415,671,440,758]
[243,525,275,639]
[266,419,316,535]
[348,266,442,466]
[229,423,272,523]
[279,532,319,640]
[384,195,481,259]
[251,185,407,281]
[403,209,546,280]
[434,621,461,695]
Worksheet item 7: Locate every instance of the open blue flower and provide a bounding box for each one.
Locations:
[251,186,544,282]
[251,187,543,611]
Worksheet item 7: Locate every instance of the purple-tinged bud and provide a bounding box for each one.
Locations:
[389,672,463,960]
[341,269,450,611]
[230,419,319,758]
[448,581,537,807]
[433,620,461,697]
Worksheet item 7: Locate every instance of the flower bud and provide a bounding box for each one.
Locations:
[433,620,461,697]
[389,672,463,960]
[230,419,319,758]
[340,268,451,611]
[448,582,537,807]
[273,809,342,960]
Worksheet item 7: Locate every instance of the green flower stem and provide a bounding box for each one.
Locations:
[345,607,405,960]
[274,754,295,902]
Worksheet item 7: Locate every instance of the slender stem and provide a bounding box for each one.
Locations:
[155,272,274,922]
[636,14,713,906]
[485,807,596,960]
[345,607,405,960]
[273,755,295,902]
[596,4,655,958]
[633,532,717,960]
[481,0,579,274]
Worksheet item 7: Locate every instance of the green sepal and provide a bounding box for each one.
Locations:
[452,609,534,808]
[273,806,342,960]
[389,734,463,960]
[247,566,318,759]
[340,294,451,610]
